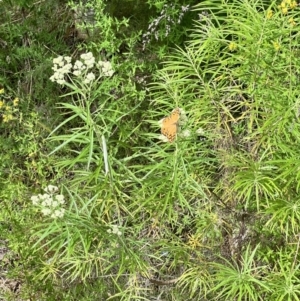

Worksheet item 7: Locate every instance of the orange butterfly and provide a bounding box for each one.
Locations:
[160,108,181,142]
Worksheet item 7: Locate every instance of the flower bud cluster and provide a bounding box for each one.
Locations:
[107,224,122,236]
[31,185,65,219]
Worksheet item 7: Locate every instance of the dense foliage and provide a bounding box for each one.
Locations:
[1,0,300,300]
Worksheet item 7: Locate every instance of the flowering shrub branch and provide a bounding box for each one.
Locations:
[50,52,114,85]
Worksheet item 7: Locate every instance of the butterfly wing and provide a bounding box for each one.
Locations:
[161,108,180,142]
[161,123,177,142]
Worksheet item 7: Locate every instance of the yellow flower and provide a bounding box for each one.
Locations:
[290,0,297,9]
[282,7,288,14]
[2,114,13,122]
[266,10,273,19]
[279,1,286,9]
[289,17,296,26]
[0,89,4,94]
[273,41,281,51]
[5,105,11,111]
[0,100,4,109]
[187,234,203,249]
[229,42,237,51]
[13,97,19,106]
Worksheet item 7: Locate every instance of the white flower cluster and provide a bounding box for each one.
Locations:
[97,61,114,77]
[158,134,170,143]
[196,128,205,136]
[80,52,95,69]
[50,56,72,85]
[107,224,122,236]
[31,185,65,219]
[50,52,114,85]
[179,129,191,138]
[73,52,96,84]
